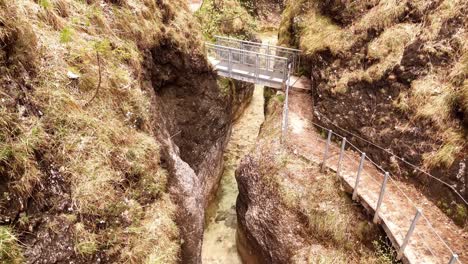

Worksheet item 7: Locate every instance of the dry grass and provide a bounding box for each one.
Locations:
[299,11,352,55]
[0,227,24,264]
[277,0,307,46]
[411,76,453,124]
[0,88,47,201]
[195,0,257,40]
[120,197,180,263]
[330,23,418,93]
[355,0,407,32]
[0,0,206,261]
[424,0,467,40]
[366,23,419,79]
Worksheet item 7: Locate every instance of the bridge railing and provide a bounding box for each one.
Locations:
[205,43,289,83]
[214,35,301,74]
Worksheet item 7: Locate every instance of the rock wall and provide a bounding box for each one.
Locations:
[143,38,254,263]
[235,97,309,264]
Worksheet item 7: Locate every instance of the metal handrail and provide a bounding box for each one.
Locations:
[205,43,289,60]
[214,36,301,73]
[214,35,301,52]
[205,42,290,85]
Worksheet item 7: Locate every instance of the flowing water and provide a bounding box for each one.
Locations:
[201,86,265,263]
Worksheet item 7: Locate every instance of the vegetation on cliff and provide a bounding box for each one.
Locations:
[0,0,207,262]
[195,0,257,40]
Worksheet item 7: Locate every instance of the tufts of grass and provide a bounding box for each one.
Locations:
[308,210,348,245]
[60,26,74,43]
[0,227,24,264]
[299,10,352,55]
[120,197,180,264]
[366,23,419,81]
[450,37,468,128]
[0,105,47,198]
[217,77,234,97]
[424,0,467,40]
[423,129,464,169]
[410,76,453,124]
[356,0,407,31]
[405,75,465,169]
[0,1,39,73]
[277,0,307,47]
[369,239,397,264]
[330,23,418,92]
[304,252,348,264]
[74,223,98,256]
[195,0,257,41]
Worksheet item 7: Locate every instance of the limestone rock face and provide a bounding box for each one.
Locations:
[235,153,310,264]
[144,38,254,263]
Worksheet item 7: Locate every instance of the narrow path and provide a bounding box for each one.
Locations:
[286,91,467,264]
[201,86,265,263]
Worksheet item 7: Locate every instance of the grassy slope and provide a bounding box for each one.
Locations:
[0,0,203,262]
[278,0,467,225]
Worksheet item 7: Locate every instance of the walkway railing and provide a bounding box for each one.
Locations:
[214,35,301,73]
[319,127,461,263]
[281,101,463,263]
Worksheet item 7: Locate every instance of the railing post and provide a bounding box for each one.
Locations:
[297,53,301,74]
[281,63,292,143]
[240,42,245,64]
[228,48,232,78]
[266,46,270,70]
[321,129,332,172]
[255,54,259,83]
[352,152,366,200]
[448,254,459,264]
[281,94,289,142]
[373,172,389,223]
[283,61,287,85]
[336,137,346,177]
[397,209,422,260]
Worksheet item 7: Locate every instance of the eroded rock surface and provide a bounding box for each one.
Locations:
[143,39,254,263]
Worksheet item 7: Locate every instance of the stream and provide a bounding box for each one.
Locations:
[201,32,277,263]
[201,85,265,263]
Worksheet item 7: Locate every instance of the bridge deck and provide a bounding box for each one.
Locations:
[208,57,311,91]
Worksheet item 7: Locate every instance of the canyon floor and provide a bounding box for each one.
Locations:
[201,86,265,263]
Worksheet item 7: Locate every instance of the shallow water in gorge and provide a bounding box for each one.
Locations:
[201,86,265,264]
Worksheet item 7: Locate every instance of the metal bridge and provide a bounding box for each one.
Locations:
[205,36,311,91]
